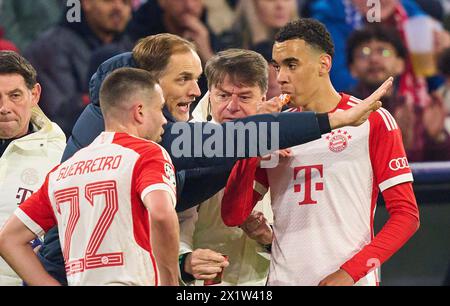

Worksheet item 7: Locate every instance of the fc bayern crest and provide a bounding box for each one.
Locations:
[21,168,40,185]
[326,130,352,153]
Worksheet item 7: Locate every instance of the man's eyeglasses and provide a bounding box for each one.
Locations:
[356,47,394,60]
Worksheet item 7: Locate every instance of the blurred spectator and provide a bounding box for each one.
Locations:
[436,48,450,133]
[414,0,444,22]
[131,0,145,10]
[219,0,297,101]
[310,0,450,98]
[126,0,221,107]
[348,25,450,161]
[226,0,239,9]
[437,47,450,115]
[442,0,450,31]
[443,0,450,29]
[0,28,18,52]
[82,44,129,107]
[0,51,66,285]
[441,0,450,13]
[0,0,64,51]
[203,0,237,35]
[24,0,133,136]
[251,41,282,99]
[223,0,298,49]
[127,0,218,64]
[299,0,317,18]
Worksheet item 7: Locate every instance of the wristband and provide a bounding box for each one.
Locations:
[317,113,331,134]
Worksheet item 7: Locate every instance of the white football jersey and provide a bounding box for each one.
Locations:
[16,132,176,286]
[255,94,413,286]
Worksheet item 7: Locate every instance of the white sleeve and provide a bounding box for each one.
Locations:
[178,207,199,255]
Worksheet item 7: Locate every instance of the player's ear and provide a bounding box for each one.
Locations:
[30,83,41,107]
[261,92,267,103]
[318,53,332,76]
[134,103,145,124]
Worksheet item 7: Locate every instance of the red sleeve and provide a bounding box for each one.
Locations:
[341,182,420,282]
[341,183,419,282]
[135,145,177,207]
[15,173,57,236]
[340,109,419,282]
[221,157,269,226]
[369,109,413,191]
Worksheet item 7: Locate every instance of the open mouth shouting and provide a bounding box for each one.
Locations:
[176,101,192,114]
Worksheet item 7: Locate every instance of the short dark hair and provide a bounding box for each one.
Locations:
[275,18,335,58]
[205,49,268,93]
[0,51,37,89]
[99,67,158,113]
[132,33,196,80]
[438,47,450,77]
[347,24,407,65]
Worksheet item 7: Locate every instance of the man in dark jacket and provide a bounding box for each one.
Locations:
[24,0,133,136]
[37,33,390,285]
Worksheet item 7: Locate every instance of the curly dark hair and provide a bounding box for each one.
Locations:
[275,18,335,58]
[438,47,450,77]
[346,24,407,65]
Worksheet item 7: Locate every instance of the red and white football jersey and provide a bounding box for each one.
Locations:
[15,132,177,286]
[256,94,413,286]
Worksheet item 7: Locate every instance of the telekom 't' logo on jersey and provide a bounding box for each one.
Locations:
[293,165,324,205]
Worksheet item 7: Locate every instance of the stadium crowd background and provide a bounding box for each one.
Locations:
[0,0,449,285]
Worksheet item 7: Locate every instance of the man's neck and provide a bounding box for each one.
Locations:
[301,79,342,113]
[104,121,144,140]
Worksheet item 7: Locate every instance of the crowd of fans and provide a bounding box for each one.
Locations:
[1,0,449,162]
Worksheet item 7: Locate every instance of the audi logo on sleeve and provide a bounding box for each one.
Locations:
[389,157,410,171]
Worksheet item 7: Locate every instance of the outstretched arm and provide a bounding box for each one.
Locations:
[328,77,392,128]
[165,78,391,170]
